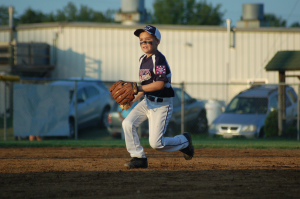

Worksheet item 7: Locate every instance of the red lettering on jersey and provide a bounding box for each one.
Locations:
[155,65,166,74]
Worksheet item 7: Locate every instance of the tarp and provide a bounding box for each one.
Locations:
[13,84,70,136]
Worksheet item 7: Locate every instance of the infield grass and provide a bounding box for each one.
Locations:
[0,136,300,149]
[1,117,300,149]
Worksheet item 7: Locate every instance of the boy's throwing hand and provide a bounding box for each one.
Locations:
[119,101,134,110]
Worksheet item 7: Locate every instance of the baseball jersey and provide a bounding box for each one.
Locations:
[139,50,174,98]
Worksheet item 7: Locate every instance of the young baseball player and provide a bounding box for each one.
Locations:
[122,25,194,169]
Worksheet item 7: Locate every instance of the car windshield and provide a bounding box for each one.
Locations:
[225,97,268,114]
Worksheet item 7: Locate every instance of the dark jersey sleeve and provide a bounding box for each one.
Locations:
[153,54,170,82]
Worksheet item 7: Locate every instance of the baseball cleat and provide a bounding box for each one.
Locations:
[124,157,148,169]
[180,132,194,160]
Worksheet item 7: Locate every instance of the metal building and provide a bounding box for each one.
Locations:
[0,22,300,102]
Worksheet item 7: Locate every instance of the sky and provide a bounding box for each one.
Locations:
[2,0,300,26]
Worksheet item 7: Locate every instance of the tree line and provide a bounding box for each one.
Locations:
[0,0,299,27]
[0,2,114,25]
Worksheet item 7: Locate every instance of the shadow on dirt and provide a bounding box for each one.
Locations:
[1,169,300,198]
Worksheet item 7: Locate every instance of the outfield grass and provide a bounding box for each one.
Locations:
[0,117,14,141]
[1,117,300,149]
[193,137,300,149]
[0,136,300,149]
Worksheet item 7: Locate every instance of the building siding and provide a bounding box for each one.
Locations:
[0,23,300,102]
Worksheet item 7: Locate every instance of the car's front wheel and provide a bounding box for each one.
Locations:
[69,119,75,139]
[195,111,208,134]
[258,128,265,138]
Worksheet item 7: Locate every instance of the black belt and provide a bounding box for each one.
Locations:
[147,95,164,102]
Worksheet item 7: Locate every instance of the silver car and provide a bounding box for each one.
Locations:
[209,85,297,138]
[50,78,112,137]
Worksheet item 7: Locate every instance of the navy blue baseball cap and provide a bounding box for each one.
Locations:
[134,25,161,41]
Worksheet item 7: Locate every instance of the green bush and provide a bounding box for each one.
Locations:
[285,126,297,139]
[264,110,278,137]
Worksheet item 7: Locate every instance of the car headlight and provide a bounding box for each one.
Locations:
[242,125,257,132]
[209,123,218,131]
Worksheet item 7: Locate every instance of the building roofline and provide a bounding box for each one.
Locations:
[0,22,299,32]
[0,22,226,31]
[233,27,300,33]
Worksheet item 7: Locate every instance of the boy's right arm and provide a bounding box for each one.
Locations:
[123,92,144,110]
[118,111,124,121]
[133,91,144,103]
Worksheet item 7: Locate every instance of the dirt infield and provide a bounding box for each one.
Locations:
[1,148,300,199]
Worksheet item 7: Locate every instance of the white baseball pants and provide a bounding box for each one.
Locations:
[122,97,189,158]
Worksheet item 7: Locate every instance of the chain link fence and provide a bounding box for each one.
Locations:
[1,79,300,141]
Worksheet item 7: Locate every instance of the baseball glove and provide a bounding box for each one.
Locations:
[109,80,138,105]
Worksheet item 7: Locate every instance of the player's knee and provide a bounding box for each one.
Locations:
[149,140,163,150]
[122,119,133,130]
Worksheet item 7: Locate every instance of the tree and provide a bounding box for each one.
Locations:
[264,13,286,27]
[78,5,93,21]
[55,10,67,22]
[12,2,115,24]
[92,11,107,22]
[290,22,300,27]
[103,9,115,23]
[153,0,185,24]
[63,2,78,21]
[44,12,56,23]
[54,3,114,23]
[152,0,225,25]
[20,8,46,24]
[186,0,224,25]
[0,5,9,25]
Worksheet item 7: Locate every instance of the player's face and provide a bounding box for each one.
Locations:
[139,31,159,56]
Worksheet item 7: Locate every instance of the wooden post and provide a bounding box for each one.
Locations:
[4,84,7,141]
[8,7,15,118]
[8,7,14,43]
[278,71,286,136]
[8,7,14,70]
[297,85,300,141]
[181,82,185,133]
[74,81,78,140]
